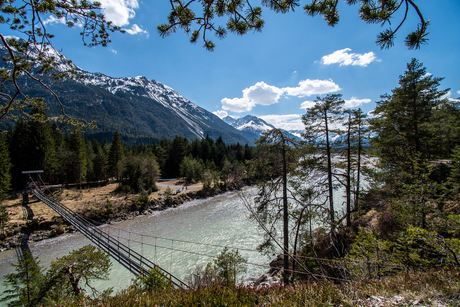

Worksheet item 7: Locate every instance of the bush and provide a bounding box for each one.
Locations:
[213,247,248,286]
[132,267,172,292]
[346,229,395,280]
[132,193,150,211]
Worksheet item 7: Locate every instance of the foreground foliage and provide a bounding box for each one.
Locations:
[1,245,111,306]
[159,0,429,51]
[54,269,460,306]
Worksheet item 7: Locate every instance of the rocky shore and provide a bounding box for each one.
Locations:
[0,186,236,252]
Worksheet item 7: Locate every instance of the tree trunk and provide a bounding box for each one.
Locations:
[325,113,335,231]
[355,122,362,216]
[291,206,307,283]
[346,113,351,228]
[282,138,289,284]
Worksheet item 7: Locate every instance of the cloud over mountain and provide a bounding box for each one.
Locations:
[45,0,147,36]
[221,79,341,113]
[301,96,371,110]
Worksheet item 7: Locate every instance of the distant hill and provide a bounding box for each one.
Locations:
[0,40,250,145]
[222,115,302,145]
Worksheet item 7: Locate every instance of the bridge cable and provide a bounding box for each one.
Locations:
[29,185,189,289]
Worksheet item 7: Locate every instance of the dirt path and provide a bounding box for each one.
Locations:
[156,180,203,194]
[0,180,203,239]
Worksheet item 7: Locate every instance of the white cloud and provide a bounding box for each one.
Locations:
[284,79,341,97]
[221,81,283,113]
[344,97,371,108]
[243,82,284,106]
[43,15,66,25]
[221,79,341,112]
[300,100,316,109]
[125,24,148,36]
[109,48,117,54]
[300,97,371,110]
[321,48,378,67]
[444,91,460,103]
[98,0,138,26]
[221,97,254,113]
[213,110,228,118]
[45,0,146,36]
[259,114,305,131]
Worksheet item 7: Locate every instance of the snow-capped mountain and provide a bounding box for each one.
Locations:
[223,115,301,144]
[78,73,229,141]
[287,130,305,139]
[223,115,275,134]
[0,38,249,144]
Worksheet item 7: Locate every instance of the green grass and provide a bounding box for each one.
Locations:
[60,268,460,306]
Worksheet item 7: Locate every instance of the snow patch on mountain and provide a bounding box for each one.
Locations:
[223,115,275,133]
[238,120,273,132]
[79,72,210,138]
[223,115,304,142]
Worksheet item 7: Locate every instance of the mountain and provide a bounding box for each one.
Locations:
[287,130,305,139]
[0,39,249,145]
[222,115,302,144]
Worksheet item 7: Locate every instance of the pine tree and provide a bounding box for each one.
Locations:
[0,132,11,200]
[166,136,188,178]
[46,245,111,299]
[1,250,44,306]
[335,108,369,226]
[8,109,57,189]
[248,129,321,283]
[67,129,88,186]
[91,139,108,181]
[370,58,449,184]
[350,109,369,216]
[108,131,124,180]
[302,94,345,231]
[158,0,428,51]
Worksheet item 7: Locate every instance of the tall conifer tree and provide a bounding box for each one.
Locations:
[370,58,449,183]
[302,94,345,231]
[108,131,124,180]
[68,129,88,186]
[0,132,11,200]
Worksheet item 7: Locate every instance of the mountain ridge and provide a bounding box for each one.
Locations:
[0,39,250,145]
[223,115,303,144]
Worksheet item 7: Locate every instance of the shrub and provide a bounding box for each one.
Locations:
[132,267,172,292]
[133,193,150,211]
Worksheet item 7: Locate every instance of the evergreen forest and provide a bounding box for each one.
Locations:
[0,112,257,197]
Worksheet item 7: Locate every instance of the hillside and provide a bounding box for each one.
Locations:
[0,41,249,145]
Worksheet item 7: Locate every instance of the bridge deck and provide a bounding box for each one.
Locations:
[32,188,188,289]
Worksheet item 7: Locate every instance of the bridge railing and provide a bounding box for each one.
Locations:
[32,189,189,289]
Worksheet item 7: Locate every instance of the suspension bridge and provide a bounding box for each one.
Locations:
[30,187,189,289]
[18,173,353,290]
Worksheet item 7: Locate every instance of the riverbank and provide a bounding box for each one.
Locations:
[0,180,237,251]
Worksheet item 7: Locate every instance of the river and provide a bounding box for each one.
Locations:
[0,174,359,300]
[0,187,272,295]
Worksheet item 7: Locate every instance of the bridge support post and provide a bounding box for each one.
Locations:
[22,184,29,205]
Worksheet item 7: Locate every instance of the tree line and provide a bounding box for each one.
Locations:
[0,111,257,197]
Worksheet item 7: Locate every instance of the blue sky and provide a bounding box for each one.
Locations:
[5,0,460,131]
